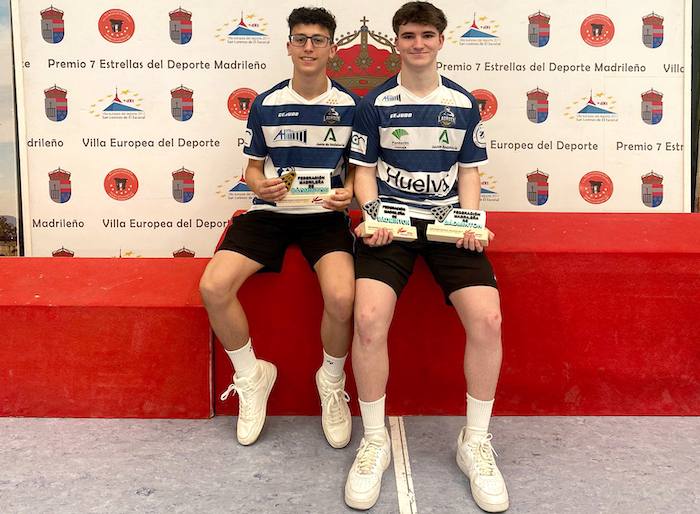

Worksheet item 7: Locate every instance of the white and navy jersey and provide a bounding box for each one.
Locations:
[349,74,487,219]
[244,78,360,214]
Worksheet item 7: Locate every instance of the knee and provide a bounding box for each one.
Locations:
[354,306,388,349]
[468,311,502,343]
[324,288,354,323]
[199,272,237,308]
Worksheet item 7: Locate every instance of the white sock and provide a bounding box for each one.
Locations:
[359,395,387,442]
[321,350,346,379]
[225,338,258,378]
[466,393,494,439]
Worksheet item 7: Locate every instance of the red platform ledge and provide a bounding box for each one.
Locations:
[0,259,212,418]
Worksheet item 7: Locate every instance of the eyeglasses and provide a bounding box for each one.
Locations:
[288,34,333,48]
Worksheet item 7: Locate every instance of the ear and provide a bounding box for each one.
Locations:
[438,33,445,49]
[329,43,338,59]
[286,41,291,56]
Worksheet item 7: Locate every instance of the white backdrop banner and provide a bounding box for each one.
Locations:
[11,0,691,257]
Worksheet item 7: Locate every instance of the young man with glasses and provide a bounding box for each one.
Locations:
[200,7,359,449]
[344,2,509,511]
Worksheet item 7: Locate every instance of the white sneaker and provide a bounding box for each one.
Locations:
[344,429,391,510]
[456,428,509,512]
[220,360,277,446]
[315,368,352,448]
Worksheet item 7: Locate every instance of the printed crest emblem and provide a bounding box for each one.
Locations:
[98,9,135,43]
[104,168,138,201]
[41,6,65,44]
[579,171,613,204]
[527,88,549,124]
[438,106,456,127]
[526,170,549,206]
[172,167,194,203]
[528,11,550,47]
[641,89,662,125]
[228,88,258,120]
[169,7,192,45]
[580,14,614,47]
[49,167,71,203]
[641,172,663,207]
[171,86,193,121]
[642,12,663,48]
[44,85,68,122]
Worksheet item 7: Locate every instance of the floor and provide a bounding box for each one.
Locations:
[1,416,698,513]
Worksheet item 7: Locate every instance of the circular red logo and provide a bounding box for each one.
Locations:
[99,9,135,43]
[579,171,613,204]
[105,168,138,200]
[228,88,258,120]
[471,89,498,122]
[580,14,614,47]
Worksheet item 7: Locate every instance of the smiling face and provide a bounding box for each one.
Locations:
[395,22,444,72]
[287,23,337,78]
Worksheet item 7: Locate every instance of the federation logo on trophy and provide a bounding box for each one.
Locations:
[328,16,400,97]
[642,12,663,48]
[172,167,195,203]
[528,11,550,47]
[169,7,192,44]
[526,169,549,206]
[358,200,417,241]
[579,171,613,204]
[641,171,663,207]
[44,85,68,122]
[471,89,498,122]
[275,168,334,207]
[104,168,138,201]
[228,88,257,120]
[49,167,71,203]
[52,247,75,257]
[90,88,145,120]
[527,88,548,124]
[216,12,270,44]
[641,89,663,125]
[565,90,618,122]
[448,12,501,46]
[480,172,500,202]
[580,14,614,47]
[427,206,489,246]
[98,9,135,43]
[171,85,193,121]
[41,6,64,44]
[173,247,196,258]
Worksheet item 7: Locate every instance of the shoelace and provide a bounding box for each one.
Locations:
[220,378,256,419]
[320,387,350,424]
[356,439,385,475]
[471,433,498,477]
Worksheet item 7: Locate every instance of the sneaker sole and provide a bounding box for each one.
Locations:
[456,452,509,512]
[344,453,391,510]
[315,371,351,449]
[237,363,277,446]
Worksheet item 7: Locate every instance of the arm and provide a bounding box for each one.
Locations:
[244,159,287,203]
[456,165,493,252]
[353,164,392,246]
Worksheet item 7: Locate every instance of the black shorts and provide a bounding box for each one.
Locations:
[355,219,497,304]
[217,210,354,272]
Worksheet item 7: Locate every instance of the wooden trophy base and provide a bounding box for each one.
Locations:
[357,220,417,241]
[426,224,489,246]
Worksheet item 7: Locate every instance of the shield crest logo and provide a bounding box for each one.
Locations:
[642,13,663,48]
[170,8,192,44]
[641,89,662,125]
[526,88,548,123]
[171,86,193,121]
[41,6,65,43]
[44,85,68,122]
[172,168,195,203]
[49,167,71,203]
[528,11,550,47]
[527,170,549,206]
[641,172,663,207]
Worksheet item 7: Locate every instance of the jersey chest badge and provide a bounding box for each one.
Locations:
[438,106,456,127]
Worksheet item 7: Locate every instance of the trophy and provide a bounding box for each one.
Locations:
[426,206,489,246]
[357,199,417,241]
[276,168,334,207]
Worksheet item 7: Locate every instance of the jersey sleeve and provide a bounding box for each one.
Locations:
[457,104,488,168]
[243,96,267,160]
[349,97,380,167]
